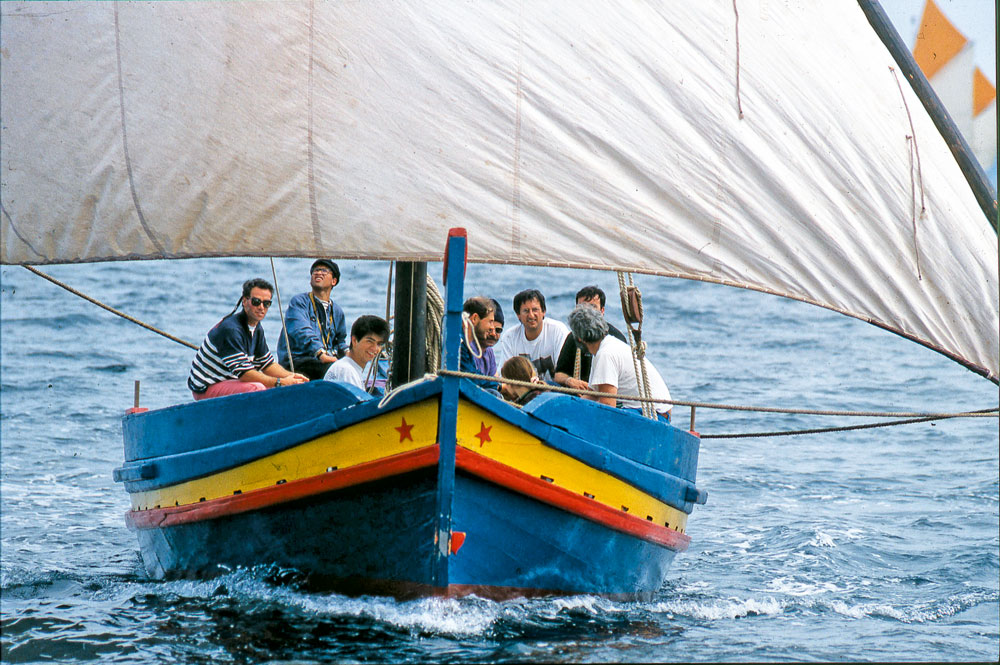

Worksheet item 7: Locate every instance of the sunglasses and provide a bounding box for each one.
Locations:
[248,297,272,308]
[312,268,332,275]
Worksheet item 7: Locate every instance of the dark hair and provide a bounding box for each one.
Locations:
[513,289,546,315]
[575,285,606,309]
[463,296,495,319]
[501,356,536,382]
[351,315,390,342]
[490,298,505,326]
[242,278,274,298]
[567,304,608,343]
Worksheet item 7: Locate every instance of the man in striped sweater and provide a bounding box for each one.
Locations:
[188,278,308,400]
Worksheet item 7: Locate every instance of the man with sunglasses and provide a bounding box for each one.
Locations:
[188,278,308,400]
[277,259,350,381]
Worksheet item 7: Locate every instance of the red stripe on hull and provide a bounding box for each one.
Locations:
[455,447,691,551]
[126,446,440,530]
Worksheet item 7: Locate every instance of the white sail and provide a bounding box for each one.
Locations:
[1,1,996,380]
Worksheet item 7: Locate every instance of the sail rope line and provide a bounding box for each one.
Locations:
[437,368,998,438]
[361,261,396,393]
[890,65,926,280]
[269,258,295,374]
[23,266,998,437]
[618,271,655,419]
[436,369,998,418]
[22,265,198,350]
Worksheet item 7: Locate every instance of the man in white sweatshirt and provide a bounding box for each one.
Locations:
[493,288,569,383]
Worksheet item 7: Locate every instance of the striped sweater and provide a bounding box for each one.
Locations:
[187,310,275,393]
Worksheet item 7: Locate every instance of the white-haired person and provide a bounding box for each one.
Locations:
[566,304,672,422]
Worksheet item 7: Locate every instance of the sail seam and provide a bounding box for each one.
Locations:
[113,4,166,257]
[890,66,925,280]
[732,0,745,119]
[1,205,47,261]
[307,0,322,249]
[509,1,524,258]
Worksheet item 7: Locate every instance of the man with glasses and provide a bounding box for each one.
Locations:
[325,315,390,392]
[277,259,349,381]
[188,278,308,400]
[493,289,569,383]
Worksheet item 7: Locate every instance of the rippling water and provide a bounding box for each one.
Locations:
[2,258,997,662]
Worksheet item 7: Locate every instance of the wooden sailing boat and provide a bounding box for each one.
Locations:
[2,1,996,598]
[112,228,706,598]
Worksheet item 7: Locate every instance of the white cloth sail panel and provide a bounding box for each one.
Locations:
[1,1,997,379]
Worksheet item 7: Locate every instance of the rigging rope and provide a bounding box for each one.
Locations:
[617,270,654,418]
[23,265,198,350]
[24,265,998,439]
[269,258,295,374]
[436,368,998,419]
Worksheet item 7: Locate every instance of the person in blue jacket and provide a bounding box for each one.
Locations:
[277,259,349,381]
[460,296,500,392]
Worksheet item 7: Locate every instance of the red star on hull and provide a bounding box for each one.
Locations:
[474,422,492,447]
[395,417,415,442]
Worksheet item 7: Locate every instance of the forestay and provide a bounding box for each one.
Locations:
[2,1,997,380]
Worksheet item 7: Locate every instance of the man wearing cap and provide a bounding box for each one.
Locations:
[277,259,349,381]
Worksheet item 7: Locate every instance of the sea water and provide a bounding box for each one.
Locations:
[1,257,997,663]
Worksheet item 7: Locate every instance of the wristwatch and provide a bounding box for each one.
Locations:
[275,378,282,388]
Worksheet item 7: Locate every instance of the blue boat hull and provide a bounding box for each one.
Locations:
[115,377,705,599]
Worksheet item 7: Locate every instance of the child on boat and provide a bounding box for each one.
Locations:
[499,356,545,406]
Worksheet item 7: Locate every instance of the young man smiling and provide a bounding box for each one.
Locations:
[188,278,308,400]
[325,315,390,392]
[277,259,349,380]
[493,289,569,383]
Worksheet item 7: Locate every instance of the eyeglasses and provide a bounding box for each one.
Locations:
[249,297,272,308]
[312,268,332,275]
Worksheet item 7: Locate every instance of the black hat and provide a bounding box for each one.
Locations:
[310,259,340,280]
[490,298,504,326]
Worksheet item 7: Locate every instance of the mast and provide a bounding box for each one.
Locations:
[390,262,428,387]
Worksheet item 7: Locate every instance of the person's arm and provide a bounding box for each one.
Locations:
[553,335,590,390]
[263,362,308,384]
[590,383,618,407]
[235,364,306,387]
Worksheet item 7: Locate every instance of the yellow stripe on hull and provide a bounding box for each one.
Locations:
[130,400,439,510]
[455,400,689,533]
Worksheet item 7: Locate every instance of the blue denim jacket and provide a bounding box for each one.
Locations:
[276,292,349,368]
